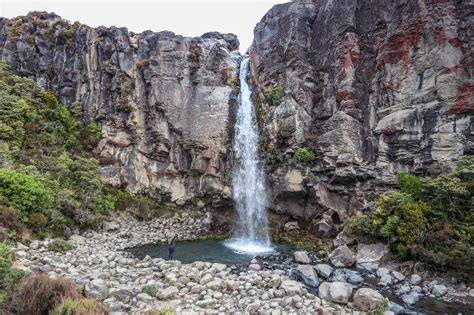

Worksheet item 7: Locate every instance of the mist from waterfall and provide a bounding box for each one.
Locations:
[225,57,273,254]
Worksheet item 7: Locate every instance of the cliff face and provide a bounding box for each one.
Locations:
[250,0,473,232]
[0,12,240,207]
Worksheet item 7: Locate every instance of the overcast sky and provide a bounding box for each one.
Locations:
[0,0,289,52]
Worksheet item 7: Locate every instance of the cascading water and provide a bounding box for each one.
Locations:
[225,57,273,254]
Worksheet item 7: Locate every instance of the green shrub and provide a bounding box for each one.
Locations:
[346,158,474,281]
[0,243,25,290]
[86,123,102,141]
[277,124,290,142]
[29,212,48,231]
[50,297,108,315]
[265,84,284,106]
[0,169,54,223]
[141,284,157,297]
[10,274,79,315]
[120,81,133,97]
[295,147,315,164]
[48,238,74,252]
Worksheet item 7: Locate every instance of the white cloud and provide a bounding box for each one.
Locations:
[0,0,290,52]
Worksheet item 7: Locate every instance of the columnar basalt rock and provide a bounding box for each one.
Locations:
[0,12,240,206]
[250,0,473,224]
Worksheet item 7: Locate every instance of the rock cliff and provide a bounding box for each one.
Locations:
[0,12,240,207]
[250,0,473,232]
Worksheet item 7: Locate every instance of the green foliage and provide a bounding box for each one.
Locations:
[48,238,74,252]
[346,157,474,281]
[86,123,102,141]
[0,243,24,290]
[29,212,48,231]
[50,297,108,315]
[141,284,157,297]
[277,124,290,143]
[295,147,315,164]
[0,169,54,223]
[265,84,284,106]
[120,81,133,98]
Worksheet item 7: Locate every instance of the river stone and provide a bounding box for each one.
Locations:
[211,263,227,272]
[248,263,261,271]
[315,264,333,279]
[294,251,311,264]
[432,284,448,297]
[392,271,405,282]
[318,281,352,304]
[103,221,120,231]
[402,291,420,305]
[296,265,319,287]
[158,286,178,300]
[356,243,389,263]
[113,286,134,303]
[329,245,355,267]
[137,292,154,303]
[280,280,301,296]
[410,274,422,285]
[353,288,385,311]
[85,279,108,300]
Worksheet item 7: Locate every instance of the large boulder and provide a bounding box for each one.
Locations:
[315,264,333,279]
[353,288,386,311]
[330,245,355,267]
[85,279,109,300]
[294,251,311,264]
[296,265,320,287]
[356,243,390,263]
[318,281,352,304]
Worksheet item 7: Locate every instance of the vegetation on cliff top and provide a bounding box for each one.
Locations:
[346,156,474,281]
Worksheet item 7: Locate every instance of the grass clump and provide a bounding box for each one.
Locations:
[48,238,74,252]
[265,84,284,106]
[295,147,315,164]
[50,297,108,315]
[141,284,157,297]
[346,156,474,281]
[10,274,79,315]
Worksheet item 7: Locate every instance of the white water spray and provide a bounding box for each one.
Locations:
[225,57,273,254]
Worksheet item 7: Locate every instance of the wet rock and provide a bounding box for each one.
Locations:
[379,274,393,286]
[392,271,405,282]
[376,268,390,277]
[432,284,448,297]
[410,274,422,285]
[356,243,389,263]
[402,291,420,305]
[296,265,320,287]
[294,251,311,264]
[353,288,386,311]
[329,245,355,268]
[318,281,352,304]
[85,279,109,300]
[315,264,333,279]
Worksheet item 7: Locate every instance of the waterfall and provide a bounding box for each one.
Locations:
[225,57,273,254]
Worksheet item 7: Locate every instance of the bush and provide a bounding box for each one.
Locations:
[48,238,74,252]
[265,84,284,106]
[346,158,473,281]
[0,243,25,290]
[29,212,48,231]
[10,274,79,315]
[0,205,24,239]
[120,81,133,98]
[0,169,55,223]
[50,297,108,315]
[141,284,157,297]
[277,124,290,142]
[295,147,315,164]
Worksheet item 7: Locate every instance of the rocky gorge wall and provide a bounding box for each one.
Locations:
[250,0,473,234]
[0,12,240,208]
[0,2,472,234]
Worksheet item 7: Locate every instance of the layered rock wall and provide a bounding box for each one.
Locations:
[250,0,473,230]
[0,12,240,206]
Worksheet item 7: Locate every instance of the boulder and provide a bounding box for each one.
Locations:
[432,284,448,297]
[329,245,355,267]
[392,271,405,282]
[158,286,178,300]
[296,265,320,287]
[85,279,108,300]
[103,221,120,231]
[248,263,261,271]
[284,221,300,232]
[402,291,420,305]
[315,264,333,279]
[410,274,422,285]
[311,219,333,238]
[137,292,154,303]
[318,281,352,304]
[280,280,302,296]
[356,243,389,263]
[294,251,311,264]
[353,288,386,311]
[112,286,134,303]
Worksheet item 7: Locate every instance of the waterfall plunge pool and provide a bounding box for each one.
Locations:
[126,239,292,265]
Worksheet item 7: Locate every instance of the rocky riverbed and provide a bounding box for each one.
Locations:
[12,214,474,314]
